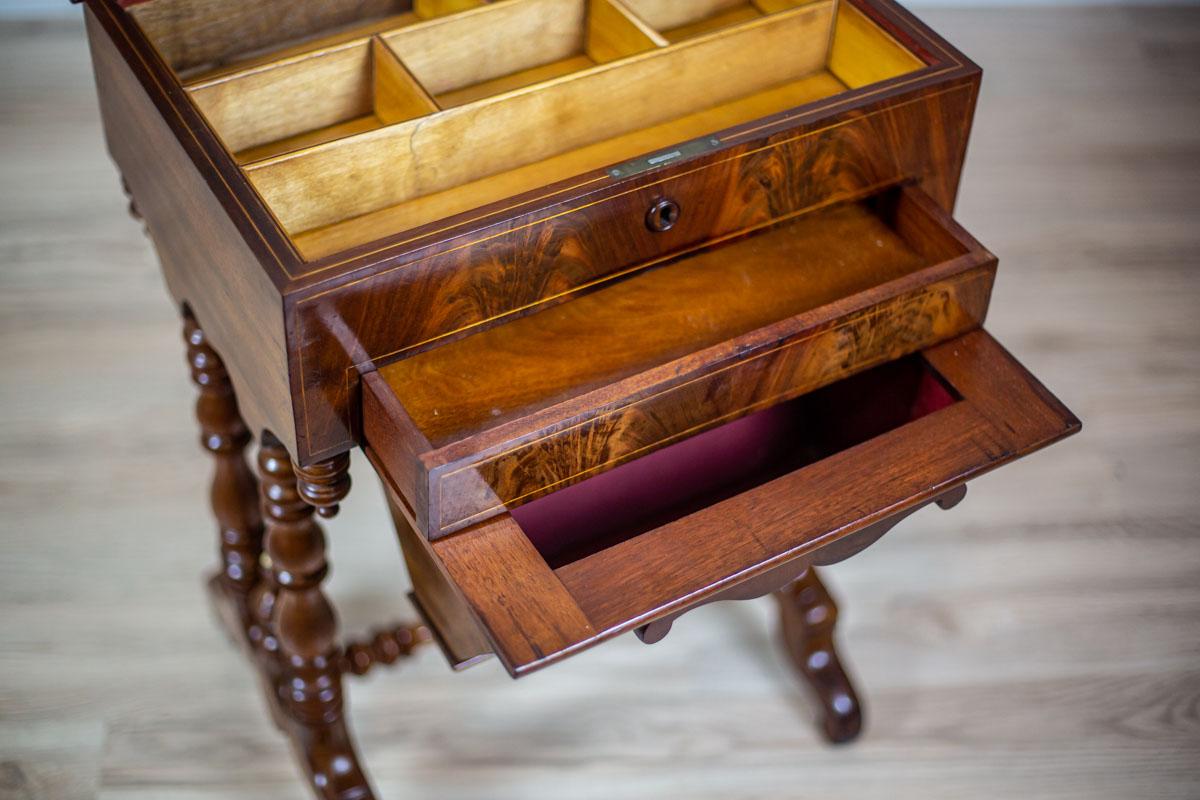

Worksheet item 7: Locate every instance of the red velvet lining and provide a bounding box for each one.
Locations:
[513,355,959,568]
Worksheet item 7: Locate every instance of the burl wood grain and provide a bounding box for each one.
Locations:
[420,330,1079,676]
[364,186,996,538]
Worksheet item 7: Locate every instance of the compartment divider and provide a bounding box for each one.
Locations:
[246,0,838,236]
[586,0,668,64]
[371,37,443,120]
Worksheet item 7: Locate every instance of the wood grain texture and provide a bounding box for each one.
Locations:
[830,2,926,89]
[430,517,596,675]
[186,38,377,155]
[414,331,1078,675]
[364,187,996,537]
[4,11,1197,799]
[290,68,849,256]
[291,77,980,462]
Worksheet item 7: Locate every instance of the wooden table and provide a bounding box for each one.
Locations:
[73,1,1082,797]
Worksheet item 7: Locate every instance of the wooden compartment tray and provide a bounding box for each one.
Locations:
[363,183,995,539]
[128,0,927,257]
[371,330,1080,675]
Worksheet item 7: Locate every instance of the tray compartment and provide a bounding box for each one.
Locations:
[244,0,844,240]
[185,38,438,162]
[370,330,1079,675]
[382,0,666,109]
[128,0,487,77]
[513,354,959,568]
[130,0,932,256]
[362,184,996,539]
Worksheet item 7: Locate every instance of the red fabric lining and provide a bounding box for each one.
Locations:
[513,355,959,567]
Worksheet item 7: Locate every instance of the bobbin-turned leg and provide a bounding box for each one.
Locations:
[183,312,263,637]
[775,568,863,744]
[256,437,374,800]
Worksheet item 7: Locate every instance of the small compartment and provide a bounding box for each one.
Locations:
[514,355,959,568]
[185,38,438,162]
[362,185,997,540]
[127,0,486,77]
[382,0,666,108]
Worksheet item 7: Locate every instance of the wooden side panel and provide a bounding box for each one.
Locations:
[86,7,294,452]
[829,2,925,89]
[384,482,492,669]
[430,517,596,675]
[127,0,410,72]
[293,79,980,461]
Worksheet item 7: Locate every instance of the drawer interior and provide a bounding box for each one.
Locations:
[374,330,1079,676]
[127,0,928,257]
[383,187,968,447]
[514,354,959,567]
[362,184,997,539]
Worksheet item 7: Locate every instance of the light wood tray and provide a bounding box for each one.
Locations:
[129,0,925,257]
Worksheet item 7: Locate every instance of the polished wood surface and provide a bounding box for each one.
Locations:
[4,9,1197,800]
[365,187,995,537]
[421,331,1077,676]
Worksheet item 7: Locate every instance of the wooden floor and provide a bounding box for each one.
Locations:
[2,9,1198,800]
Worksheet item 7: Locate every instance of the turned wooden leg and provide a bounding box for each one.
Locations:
[183,312,263,630]
[775,568,863,744]
[255,435,376,800]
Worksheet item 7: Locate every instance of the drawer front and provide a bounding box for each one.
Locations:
[365,184,994,538]
[294,79,979,462]
[375,330,1079,676]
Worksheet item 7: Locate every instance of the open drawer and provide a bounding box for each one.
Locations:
[364,184,995,539]
[369,329,1079,675]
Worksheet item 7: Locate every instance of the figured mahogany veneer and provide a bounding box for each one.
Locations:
[363,184,995,538]
[372,331,1079,676]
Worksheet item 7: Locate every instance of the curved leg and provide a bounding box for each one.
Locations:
[257,435,374,800]
[183,313,263,635]
[775,568,863,744]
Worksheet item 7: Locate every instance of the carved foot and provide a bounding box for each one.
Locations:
[775,568,863,744]
[287,716,374,800]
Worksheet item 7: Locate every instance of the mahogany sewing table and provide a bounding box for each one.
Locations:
[77,0,1080,796]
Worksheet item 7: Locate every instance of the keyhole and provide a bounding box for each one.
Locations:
[646,198,680,232]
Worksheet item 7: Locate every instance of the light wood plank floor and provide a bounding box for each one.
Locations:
[2,9,1198,800]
